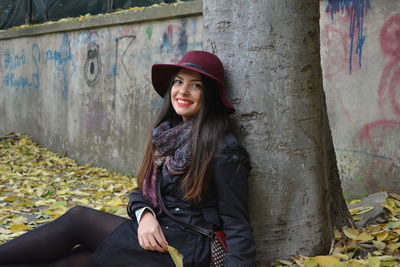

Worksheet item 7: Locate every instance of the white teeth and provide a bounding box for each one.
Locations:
[177,99,191,104]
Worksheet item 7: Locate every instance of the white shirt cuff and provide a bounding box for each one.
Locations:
[135,206,155,223]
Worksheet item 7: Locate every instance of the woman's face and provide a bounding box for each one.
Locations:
[171,69,203,121]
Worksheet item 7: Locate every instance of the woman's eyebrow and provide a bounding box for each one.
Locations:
[175,75,202,82]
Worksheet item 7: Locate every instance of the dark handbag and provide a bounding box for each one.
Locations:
[157,180,227,266]
[210,231,227,267]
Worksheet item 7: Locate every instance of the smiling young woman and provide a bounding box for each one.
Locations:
[0,51,256,267]
[170,69,203,121]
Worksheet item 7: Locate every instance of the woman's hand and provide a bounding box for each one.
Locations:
[137,210,168,252]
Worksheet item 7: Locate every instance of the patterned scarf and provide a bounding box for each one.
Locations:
[142,120,192,210]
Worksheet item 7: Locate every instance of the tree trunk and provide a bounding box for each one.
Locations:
[202,0,352,264]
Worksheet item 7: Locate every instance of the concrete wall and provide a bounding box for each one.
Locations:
[3,0,397,201]
[0,2,203,174]
[320,0,400,199]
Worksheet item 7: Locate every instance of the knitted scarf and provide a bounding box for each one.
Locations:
[142,120,192,210]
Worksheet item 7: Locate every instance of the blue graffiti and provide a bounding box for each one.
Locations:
[326,0,371,74]
[3,73,34,88]
[31,44,41,89]
[160,25,176,55]
[2,44,41,90]
[177,21,187,57]
[44,33,74,99]
[3,52,26,71]
[160,21,188,59]
[335,148,392,160]
[45,34,72,72]
[111,63,117,77]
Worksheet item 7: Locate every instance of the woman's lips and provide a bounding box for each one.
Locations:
[176,98,193,107]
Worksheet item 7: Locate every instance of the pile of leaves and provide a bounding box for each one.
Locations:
[272,196,400,266]
[0,132,137,244]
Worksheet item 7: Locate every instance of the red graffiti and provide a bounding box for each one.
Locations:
[353,14,400,193]
[377,59,400,114]
[389,66,400,116]
[167,25,173,35]
[380,14,400,57]
[118,28,136,36]
[377,14,400,116]
[358,120,400,142]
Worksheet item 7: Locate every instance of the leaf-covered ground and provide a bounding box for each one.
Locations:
[272,193,400,267]
[1,133,399,267]
[0,133,137,243]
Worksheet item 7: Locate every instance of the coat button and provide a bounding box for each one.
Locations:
[231,154,240,163]
[174,208,180,211]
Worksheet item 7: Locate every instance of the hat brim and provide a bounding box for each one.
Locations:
[151,63,235,113]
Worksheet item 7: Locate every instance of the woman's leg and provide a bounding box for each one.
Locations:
[0,246,96,267]
[0,206,128,265]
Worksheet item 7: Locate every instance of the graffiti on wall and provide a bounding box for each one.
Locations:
[321,1,400,197]
[160,21,188,62]
[112,33,137,110]
[351,13,400,192]
[2,44,41,90]
[326,0,371,74]
[1,17,202,139]
[84,42,102,86]
[45,33,75,100]
[378,14,400,117]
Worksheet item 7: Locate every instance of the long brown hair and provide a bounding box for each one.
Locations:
[137,73,230,202]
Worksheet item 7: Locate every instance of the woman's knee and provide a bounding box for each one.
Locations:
[61,206,94,224]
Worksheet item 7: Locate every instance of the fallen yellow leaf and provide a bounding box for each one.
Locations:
[343,227,360,240]
[304,258,317,267]
[10,224,29,233]
[334,228,342,239]
[349,199,361,205]
[367,256,380,267]
[372,240,386,251]
[376,231,389,242]
[347,259,367,267]
[357,232,374,242]
[311,256,339,267]
[168,245,183,267]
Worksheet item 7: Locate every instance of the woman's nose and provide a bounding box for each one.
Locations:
[178,83,190,94]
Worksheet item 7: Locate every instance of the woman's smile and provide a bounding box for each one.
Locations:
[176,98,193,107]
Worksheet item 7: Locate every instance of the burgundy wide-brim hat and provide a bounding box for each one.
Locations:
[151,50,235,113]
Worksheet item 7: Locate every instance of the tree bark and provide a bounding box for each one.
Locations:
[202,0,352,264]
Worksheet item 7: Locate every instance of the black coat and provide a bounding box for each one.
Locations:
[92,134,256,267]
[129,134,256,266]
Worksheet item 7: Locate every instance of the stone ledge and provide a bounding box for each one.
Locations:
[0,0,202,40]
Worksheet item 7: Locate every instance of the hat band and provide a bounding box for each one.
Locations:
[180,62,208,74]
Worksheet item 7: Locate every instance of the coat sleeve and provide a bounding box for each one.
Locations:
[213,138,256,267]
[126,188,156,219]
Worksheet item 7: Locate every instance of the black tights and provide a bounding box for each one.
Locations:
[0,206,128,267]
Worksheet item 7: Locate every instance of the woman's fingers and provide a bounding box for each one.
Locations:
[139,229,167,252]
[137,212,168,252]
[154,227,169,251]
[148,234,166,252]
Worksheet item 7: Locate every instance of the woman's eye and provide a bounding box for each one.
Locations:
[174,79,182,85]
[192,83,202,88]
